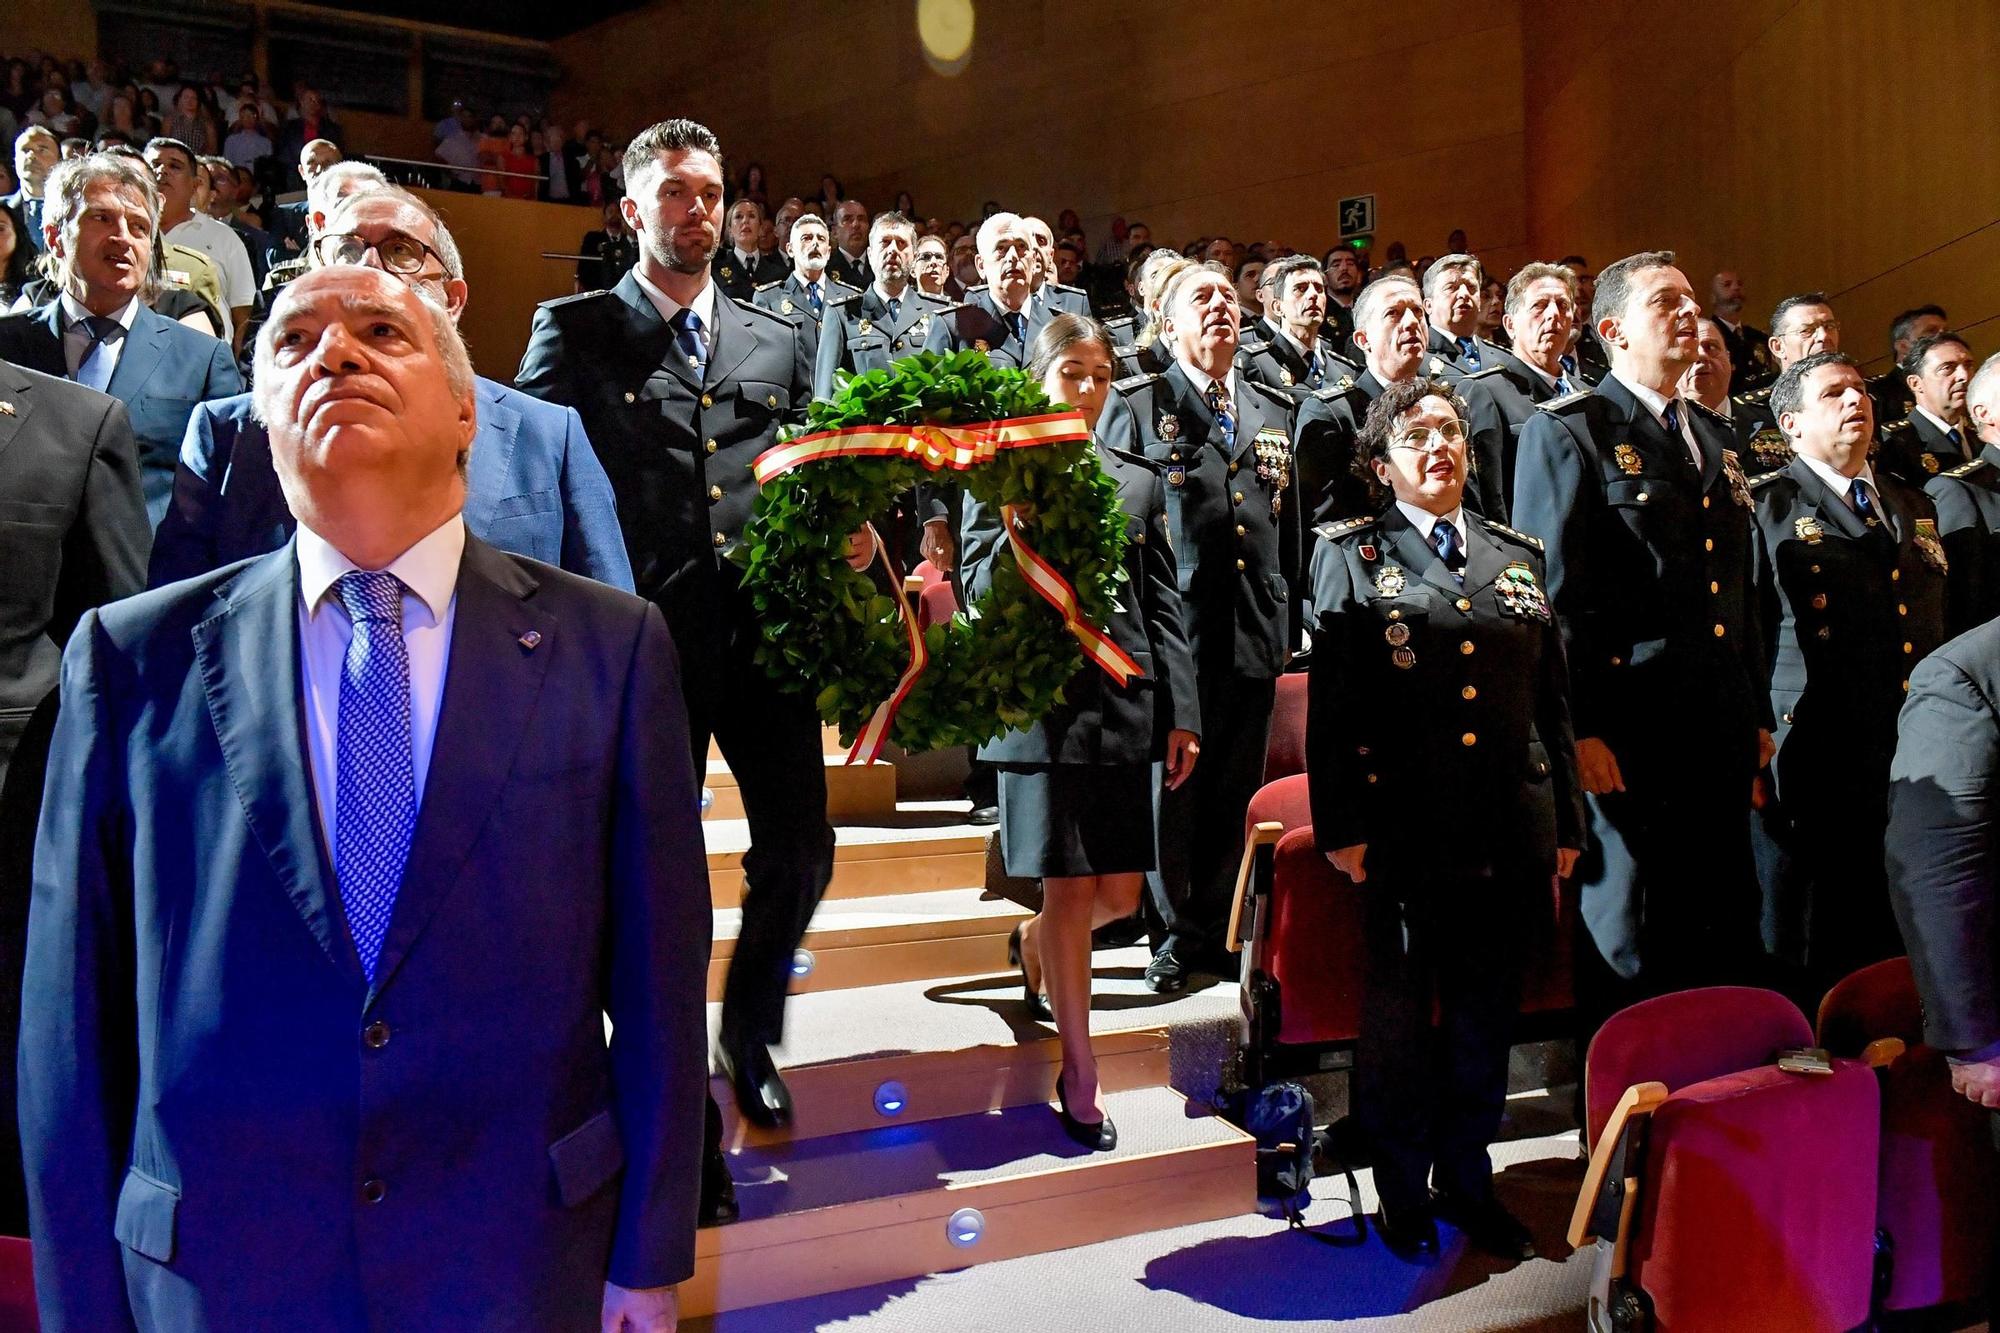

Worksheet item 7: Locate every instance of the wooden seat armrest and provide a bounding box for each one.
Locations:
[1568,1081,1669,1256]
[1859,1037,1906,1069]
[1225,822,1286,953]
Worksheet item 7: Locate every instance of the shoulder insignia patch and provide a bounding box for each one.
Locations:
[1311,381,1367,403]
[1943,458,1992,480]
[1538,388,1591,412]
[1683,398,1730,424]
[1239,339,1270,356]
[1114,371,1164,394]
[829,291,866,308]
[1748,469,1786,489]
[733,296,789,324]
[754,280,782,292]
[542,287,606,307]
[1315,515,1376,541]
[1479,519,1545,551]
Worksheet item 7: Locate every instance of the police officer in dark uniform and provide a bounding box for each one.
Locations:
[1238,255,1361,403]
[752,212,858,379]
[1748,351,1948,996]
[515,120,837,1190]
[1481,263,1594,502]
[1869,305,1949,430]
[1728,294,1846,478]
[1309,375,1583,1262]
[1682,317,1791,478]
[1511,250,1774,1015]
[815,211,949,398]
[1321,247,1364,353]
[1422,255,1508,374]
[1879,332,1977,484]
[1924,350,2000,637]
[711,197,787,302]
[1098,262,1298,993]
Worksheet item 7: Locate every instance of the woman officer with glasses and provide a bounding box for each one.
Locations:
[1305,375,1585,1263]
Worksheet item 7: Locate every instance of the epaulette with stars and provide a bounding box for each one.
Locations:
[1314,515,1377,542]
[1479,519,1544,552]
[1748,469,1787,489]
[1114,371,1164,394]
[1537,387,1592,413]
[1311,380,1368,403]
[1943,457,1992,481]
[1239,339,1271,357]
[1732,384,1772,408]
[1684,399,1732,425]
[539,287,607,307]
[754,279,783,293]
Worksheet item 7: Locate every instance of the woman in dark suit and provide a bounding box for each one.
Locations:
[1306,375,1584,1261]
[962,314,1201,1149]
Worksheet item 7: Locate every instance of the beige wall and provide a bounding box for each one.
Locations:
[15,0,96,61]
[553,0,1531,270]
[412,188,597,381]
[1523,0,2000,374]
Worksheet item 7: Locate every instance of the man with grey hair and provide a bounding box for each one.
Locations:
[22,262,708,1332]
[1481,262,1590,502]
[5,124,59,254]
[1422,253,1501,372]
[1513,248,1774,1016]
[1023,214,1088,316]
[923,210,1046,370]
[753,211,857,374]
[0,152,240,525]
[1922,351,2000,636]
[150,184,631,592]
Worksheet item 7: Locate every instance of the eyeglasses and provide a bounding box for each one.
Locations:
[1386,421,1466,455]
[310,228,447,277]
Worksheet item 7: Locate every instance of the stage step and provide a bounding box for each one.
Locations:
[684,1085,1255,1318]
[708,887,1029,1001]
[709,724,849,763]
[704,806,989,907]
[701,755,898,822]
[709,947,1242,1145]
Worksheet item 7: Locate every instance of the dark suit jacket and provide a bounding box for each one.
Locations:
[814,286,948,400]
[1925,446,2000,636]
[963,443,1199,764]
[20,535,711,1329]
[710,249,787,303]
[753,272,859,383]
[921,287,1050,370]
[1887,618,2000,1055]
[147,377,634,592]
[0,303,243,526]
[514,272,810,620]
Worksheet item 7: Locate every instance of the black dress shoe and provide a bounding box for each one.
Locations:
[1375,1197,1441,1261]
[1144,946,1189,994]
[968,805,1000,826]
[1432,1188,1536,1261]
[1007,923,1052,1020]
[1053,1072,1117,1151]
[718,1039,793,1129]
[699,1150,738,1226]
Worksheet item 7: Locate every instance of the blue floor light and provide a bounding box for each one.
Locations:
[947,1207,985,1249]
[874,1081,908,1117]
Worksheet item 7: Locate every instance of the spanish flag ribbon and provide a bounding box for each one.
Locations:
[754,411,1137,764]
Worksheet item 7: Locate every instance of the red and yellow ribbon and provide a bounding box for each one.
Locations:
[756,411,1140,764]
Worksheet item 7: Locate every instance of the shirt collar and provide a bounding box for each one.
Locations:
[632,265,716,332]
[872,281,908,307]
[60,291,140,333]
[1277,326,1316,361]
[297,514,465,627]
[1611,371,1677,427]
[1178,358,1238,407]
[1915,405,1960,438]
[1395,499,1465,542]
[1798,452,1876,500]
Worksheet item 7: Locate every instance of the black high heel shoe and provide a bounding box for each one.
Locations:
[1054,1071,1117,1151]
[1007,923,1052,1020]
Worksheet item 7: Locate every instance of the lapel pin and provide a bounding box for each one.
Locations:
[519,630,542,650]
[0,401,13,415]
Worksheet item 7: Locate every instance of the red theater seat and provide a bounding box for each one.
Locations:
[1573,988,1881,1332]
[1261,671,1309,784]
[0,1236,36,1331]
[1819,957,1999,1317]
[917,580,958,630]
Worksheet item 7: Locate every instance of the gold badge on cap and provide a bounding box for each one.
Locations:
[1614,443,1643,476]
[1375,566,1407,597]
[1795,515,1824,545]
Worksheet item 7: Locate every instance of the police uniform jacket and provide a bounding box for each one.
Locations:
[1923,445,2000,637]
[1034,282,1091,318]
[1306,506,1585,881]
[1718,319,1774,391]
[1240,328,1361,402]
[962,442,1200,765]
[752,271,859,381]
[1509,375,1771,742]
[514,271,810,612]
[828,250,871,291]
[1869,371,1915,440]
[1572,327,1613,383]
[711,248,788,303]
[1750,458,1948,790]
[1099,364,1300,677]
[1426,326,1508,375]
[1728,386,1795,477]
[1113,334,1172,382]
[815,286,949,400]
[1293,365,1513,528]
[920,285,1047,370]
[1880,408,1974,486]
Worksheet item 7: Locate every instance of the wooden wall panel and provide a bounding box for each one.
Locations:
[410,188,596,383]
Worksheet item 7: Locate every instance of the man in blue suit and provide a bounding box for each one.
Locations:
[21,265,708,1330]
[0,152,242,527]
[148,184,633,592]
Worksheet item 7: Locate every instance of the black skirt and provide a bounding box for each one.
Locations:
[995,762,1156,878]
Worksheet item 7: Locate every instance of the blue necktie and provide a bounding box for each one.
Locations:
[1457,336,1479,368]
[806,281,822,317]
[670,306,708,380]
[1660,400,1681,436]
[334,570,417,982]
[74,315,122,394]
[1555,374,1574,395]
[1559,353,1578,377]
[1948,427,1966,459]
[1306,350,1324,387]
[1850,478,1880,526]
[1432,522,1465,584]
[886,295,902,325]
[1007,311,1026,348]
[1204,383,1236,452]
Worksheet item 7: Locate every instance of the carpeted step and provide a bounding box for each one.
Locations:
[684,1085,1256,1318]
[708,887,1031,1000]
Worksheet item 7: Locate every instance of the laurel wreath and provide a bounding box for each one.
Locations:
[735,350,1131,754]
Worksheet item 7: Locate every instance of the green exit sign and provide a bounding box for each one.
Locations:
[1338,194,1376,239]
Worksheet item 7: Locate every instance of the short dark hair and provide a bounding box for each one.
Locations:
[1902,331,1972,380]
[621,118,722,190]
[1890,304,1949,356]
[1262,253,1322,294]
[1768,291,1830,335]
[1770,350,1859,424]
[1027,312,1116,383]
[1592,249,1676,330]
[1354,374,1465,505]
[145,136,197,172]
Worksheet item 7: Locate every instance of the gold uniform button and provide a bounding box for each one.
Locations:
[700,394,713,408]
[1636,492,1649,503]
[1365,773,1378,784]
[709,485,723,501]
[1229,462,1239,474]
[1233,491,1245,504]
[1903,641,1914,654]
[1903,679,1910,691]
[1134,532,1146,545]
[1461,732,1477,747]
[1817,626,1832,640]
[1713,624,1726,637]
[1170,452,1182,461]
[1461,685,1477,700]
[1460,641,1475,656]
[713,532,727,548]
[705,438,718,453]
[622,391,635,403]
[1702,496,1711,509]
[1388,609,1402,621]
[1236,525,1247,537]
[1610,655,1623,666]
[1898,603,1908,616]
[1236,558,1246,571]
[1891,569,1901,582]
[1456,598,1471,611]
[1810,594,1827,609]
[1710,581,1720,594]
[1704,538,1715,551]
[1812,564,1822,574]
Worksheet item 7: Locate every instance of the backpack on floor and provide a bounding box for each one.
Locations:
[1230,1080,1366,1246]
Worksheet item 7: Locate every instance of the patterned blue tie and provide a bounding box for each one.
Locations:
[334,570,416,982]
[1559,353,1578,378]
[1008,311,1026,349]
[1660,400,1681,436]
[1457,336,1480,369]
[74,315,122,394]
[806,281,822,317]
[1432,522,1466,584]
[1306,350,1324,387]
[1850,478,1880,526]
[1205,383,1236,452]
[670,306,708,380]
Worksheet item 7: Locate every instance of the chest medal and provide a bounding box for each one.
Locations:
[1614,442,1644,476]
[1254,428,1291,516]
[1721,448,1752,509]
[1496,563,1551,621]
[1375,566,1407,597]
[1158,412,1181,443]
[1913,518,1950,574]
[1794,515,1824,545]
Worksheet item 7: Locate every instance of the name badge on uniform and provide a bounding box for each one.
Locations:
[1914,518,1949,573]
[1166,464,1186,488]
[1496,563,1550,621]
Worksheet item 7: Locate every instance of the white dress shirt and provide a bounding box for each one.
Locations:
[1178,359,1240,417]
[1799,454,1881,513]
[632,265,718,336]
[1914,406,1969,458]
[1395,500,1469,557]
[1613,371,1702,469]
[297,516,464,851]
[60,292,140,381]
